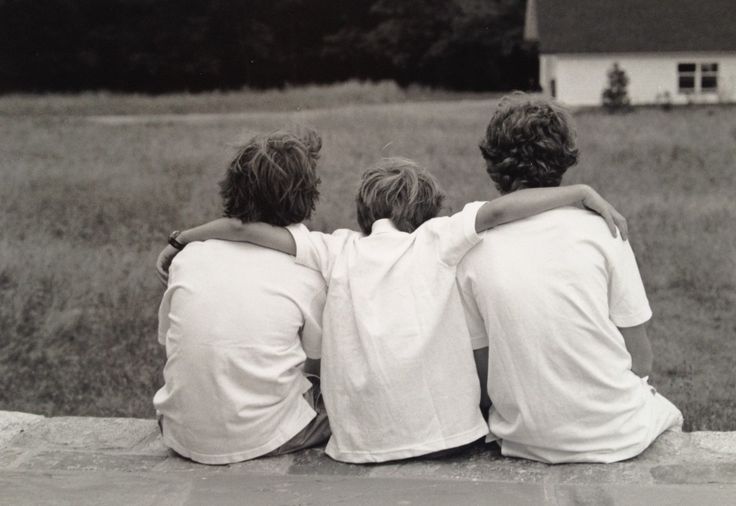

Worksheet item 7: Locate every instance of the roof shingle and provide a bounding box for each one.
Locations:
[529,0,736,54]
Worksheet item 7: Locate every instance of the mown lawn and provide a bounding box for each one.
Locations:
[1,84,734,430]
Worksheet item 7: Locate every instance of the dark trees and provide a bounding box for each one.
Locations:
[0,0,535,93]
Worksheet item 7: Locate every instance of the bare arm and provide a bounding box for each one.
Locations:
[474,347,491,418]
[155,218,296,282]
[475,184,628,240]
[178,218,296,255]
[619,322,653,378]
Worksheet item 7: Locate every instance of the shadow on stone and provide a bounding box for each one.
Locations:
[651,463,736,484]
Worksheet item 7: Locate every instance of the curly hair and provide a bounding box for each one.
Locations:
[479,96,579,194]
[219,128,321,226]
[356,157,445,235]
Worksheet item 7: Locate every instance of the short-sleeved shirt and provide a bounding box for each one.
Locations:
[287,202,489,463]
[457,207,682,463]
[154,239,326,464]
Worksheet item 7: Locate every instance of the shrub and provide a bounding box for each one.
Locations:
[602,62,632,113]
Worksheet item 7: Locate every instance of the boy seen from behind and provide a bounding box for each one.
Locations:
[156,129,329,464]
[158,149,626,463]
[457,96,683,464]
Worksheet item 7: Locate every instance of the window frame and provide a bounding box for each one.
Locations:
[677,61,719,95]
[700,63,719,93]
[677,63,697,94]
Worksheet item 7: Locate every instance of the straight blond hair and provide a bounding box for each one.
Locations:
[355,157,445,234]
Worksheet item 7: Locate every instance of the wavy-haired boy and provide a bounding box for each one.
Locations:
[155,129,330,464]
[457,96,683,463]
[157,147,625,463]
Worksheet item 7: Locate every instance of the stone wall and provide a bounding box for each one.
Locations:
[2,410,735,504]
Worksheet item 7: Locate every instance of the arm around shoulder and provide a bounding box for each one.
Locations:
[474,185,589,233]
[155,219,297,279]
[474,184,627,240]
[178,218,296,255]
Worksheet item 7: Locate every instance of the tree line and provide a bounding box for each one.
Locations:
[0,0,536,93]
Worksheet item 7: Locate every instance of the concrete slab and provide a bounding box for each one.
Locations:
[3,470,736,506]
[369,453,549,483]
[552,460,654,485]
[9,416,158,451]
[153,454,233,473]
[635,429,690,462]
[0,470,184,506]
[129,426,170,456]
[691,431,736,455]
[0,447,27,468]
[20,450,167,472]
[182,474,548,506]
[225,452,296,475]
[650,463,736,484]
[2,412,736,505]
[0,470,548,506]
[153,451,296,476]
[289,448,374,476]
[552,483,736,506]
[0,411,45,447]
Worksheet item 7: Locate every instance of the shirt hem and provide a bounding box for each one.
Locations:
[462,202,484,246]
[490,388,682,464]
[496,438,647,464]
[611,307,653,328]
[160,404,316,465]
[470,334,489,350]
[325,422,489,463]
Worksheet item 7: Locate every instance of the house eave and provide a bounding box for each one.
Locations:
[539,49,736,56]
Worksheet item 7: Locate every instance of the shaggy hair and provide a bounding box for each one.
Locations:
[219,128,321,225]
[479,96,579,194]
[356,157,445,235]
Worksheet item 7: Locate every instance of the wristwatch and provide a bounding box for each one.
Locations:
[168,230,186,250]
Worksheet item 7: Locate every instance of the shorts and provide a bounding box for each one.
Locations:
[157,375,331,458]
[266,374,332,456]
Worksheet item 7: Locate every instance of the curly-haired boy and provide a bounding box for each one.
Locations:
[458,96,683,463]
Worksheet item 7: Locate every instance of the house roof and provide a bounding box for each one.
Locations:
[526,0,736,54]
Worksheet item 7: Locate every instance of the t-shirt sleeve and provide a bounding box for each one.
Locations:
[422,201,485,266]
[457,276,489,350]
[286,224,356,280]
[608,240,653,327]
[299,286,326,359]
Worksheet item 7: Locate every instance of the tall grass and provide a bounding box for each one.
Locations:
[1,86,734,430]
[0,80,500,116]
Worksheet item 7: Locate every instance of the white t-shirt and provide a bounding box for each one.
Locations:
[154,239,326,464]
[287,202,490,463]
[457,207,682,463]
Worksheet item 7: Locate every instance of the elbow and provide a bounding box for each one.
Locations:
[227,218,255,240]
[632,353,653,378]
[489,206,508,227]
[228,217,247,232]
[477,204,507,231]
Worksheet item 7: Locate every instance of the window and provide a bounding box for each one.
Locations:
[678,63,696,93]
[550,79,556,98]
[701,63,719,92]
[678,62,719,94]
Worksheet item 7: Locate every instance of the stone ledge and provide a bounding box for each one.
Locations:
[2,410,736,505]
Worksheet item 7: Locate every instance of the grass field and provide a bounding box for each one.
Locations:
[1,83,734,431]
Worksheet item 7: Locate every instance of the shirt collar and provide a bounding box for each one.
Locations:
[371,219,401,235]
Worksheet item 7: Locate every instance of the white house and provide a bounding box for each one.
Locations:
[524,0,736,106]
